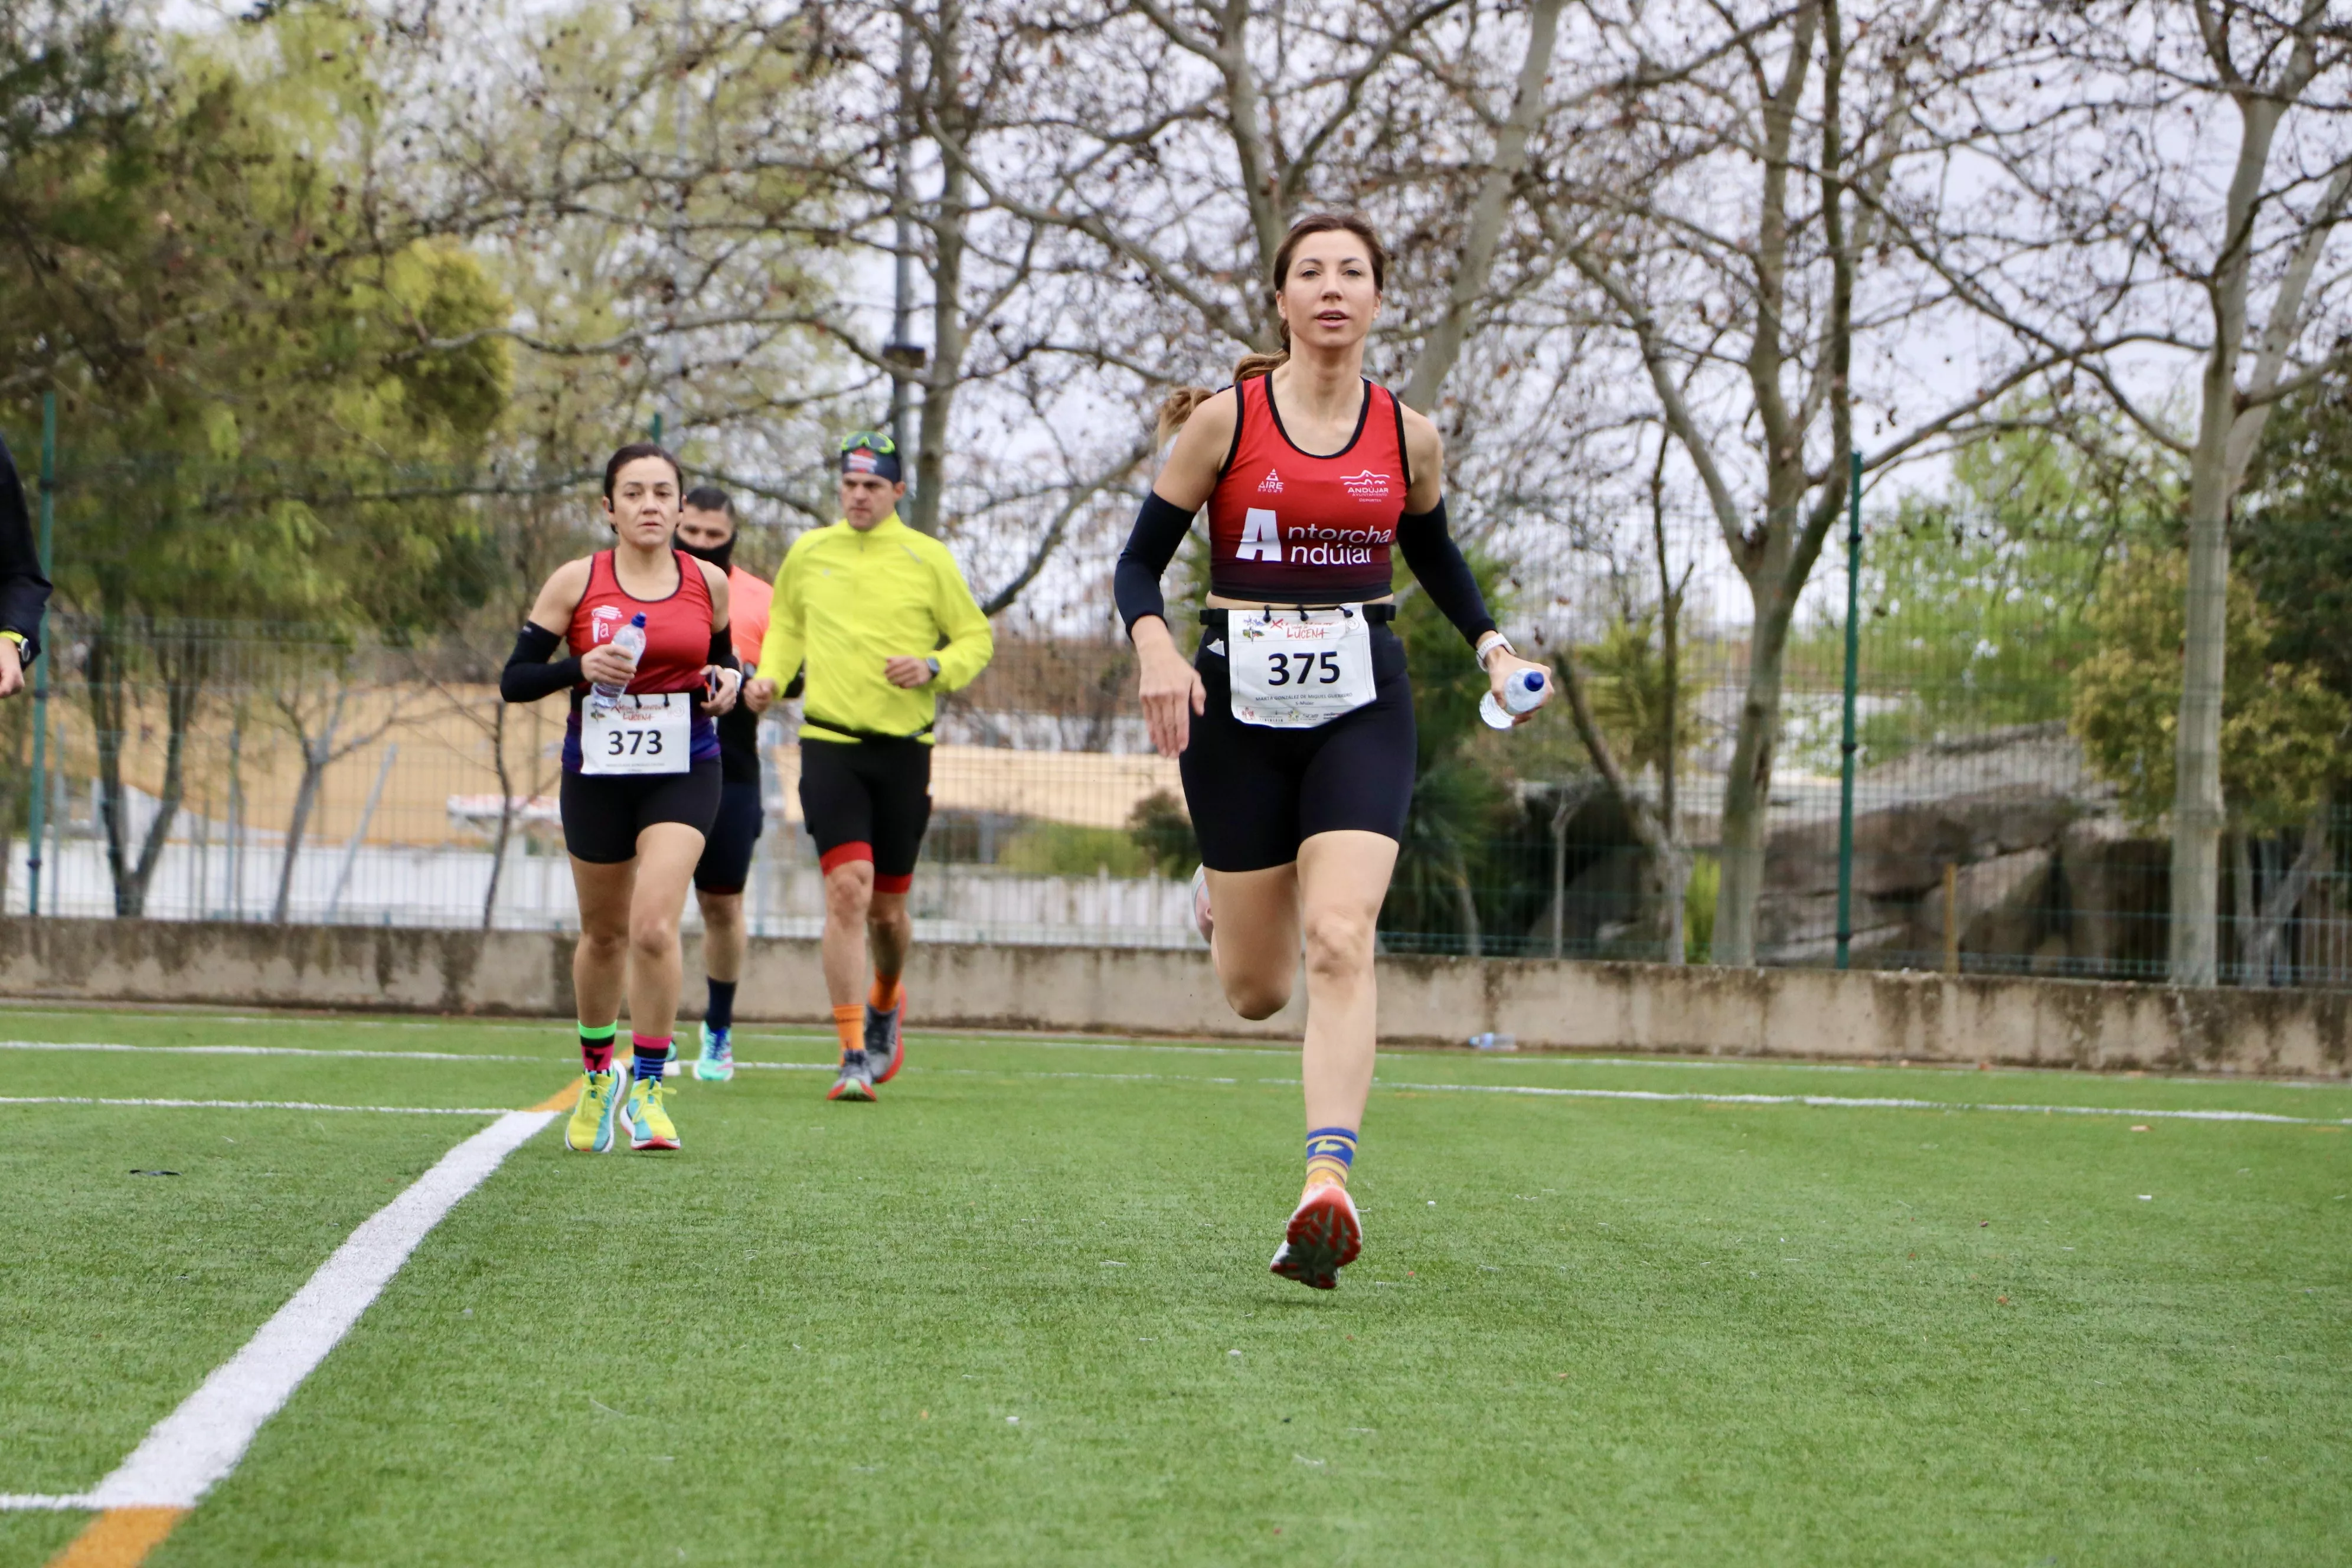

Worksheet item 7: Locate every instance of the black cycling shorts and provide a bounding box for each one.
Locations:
[1180,620,1416,873]
[798,737,933,893]
[692,778,765,895]
[559,759,723,865]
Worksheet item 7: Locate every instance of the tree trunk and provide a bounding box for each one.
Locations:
[272,692,346,925]
[2170,80,2288,986]
[115,658,200,919]
[84,623,136,916]
[273,750,328,925]
[1400,0,1563,412]
[2243,810,2328,989]
[907,1,966,538]
[1712,548,1807,966]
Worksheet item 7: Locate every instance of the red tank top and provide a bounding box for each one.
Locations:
[566,549,716,696]
[1206,375,1409,603]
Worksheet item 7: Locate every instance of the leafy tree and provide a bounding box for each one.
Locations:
[2241,369,2352,704]
[1797,421,2175,757]
[2072,548,2347,983]
[1380,551,1518,956]
[1125,789,1198,880]
[0,12,512,915]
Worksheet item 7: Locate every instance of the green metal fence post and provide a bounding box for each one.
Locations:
[25,392,54,916]
[1834,448,1863,970]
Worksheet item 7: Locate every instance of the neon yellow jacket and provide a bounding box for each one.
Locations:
[756,512,995,744]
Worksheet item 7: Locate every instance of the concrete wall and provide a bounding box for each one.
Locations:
[0,916,2343,1078]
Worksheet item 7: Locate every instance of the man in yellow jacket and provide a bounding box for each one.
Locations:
[744,432,994,1102]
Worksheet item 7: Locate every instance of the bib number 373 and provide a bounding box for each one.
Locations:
[582,694,691,776]
[1227,609,1376,730]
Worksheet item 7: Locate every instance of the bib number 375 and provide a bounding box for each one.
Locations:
[582,694,691,776]
[1227,609,1376,729]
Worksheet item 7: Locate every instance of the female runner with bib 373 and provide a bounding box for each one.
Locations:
[1115,214,1553,1290]
[502,442,744,1155]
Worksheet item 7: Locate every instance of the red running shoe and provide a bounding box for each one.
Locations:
[1269,1181,1362,1291]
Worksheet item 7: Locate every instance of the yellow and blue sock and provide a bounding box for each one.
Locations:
[1305,1127,1357,1189]
[630,1033,670,1082]
[579,1021,617,1074]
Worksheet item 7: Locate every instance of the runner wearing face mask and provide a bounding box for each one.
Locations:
[674,486,772,1082]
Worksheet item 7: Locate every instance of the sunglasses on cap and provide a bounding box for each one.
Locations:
[837,430,897,455]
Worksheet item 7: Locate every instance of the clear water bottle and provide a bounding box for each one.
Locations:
[1469,1031,1518,1052]
[1479,667,1547,730]
[590,612,648,709]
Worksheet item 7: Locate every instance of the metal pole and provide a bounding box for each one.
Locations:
[886,2,919,455]
[25,392,55,917]
[1834,448,1863,971]
[663,0,691,446]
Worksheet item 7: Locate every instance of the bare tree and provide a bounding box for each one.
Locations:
[1996,3,2352,985]
[265,658,423,926]
[1536,0,2101,965]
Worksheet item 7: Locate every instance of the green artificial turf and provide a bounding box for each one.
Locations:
[0,1007,2345,1565]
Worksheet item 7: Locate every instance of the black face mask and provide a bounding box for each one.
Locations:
[678,534,735,574]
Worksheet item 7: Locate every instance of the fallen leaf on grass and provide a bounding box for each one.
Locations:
[2129,1125,2149,1133]
[1997,1295,2010,1305]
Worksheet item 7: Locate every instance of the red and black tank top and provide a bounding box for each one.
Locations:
[566,548,717,695]
[561,548,720,769]
[1206,375,1409,603]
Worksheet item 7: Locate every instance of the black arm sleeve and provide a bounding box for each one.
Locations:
[1394,498,1497,649]
[708,628,739,671]
[499,623,583,704]
[0,433,52,664]
[1113,491,1198,636]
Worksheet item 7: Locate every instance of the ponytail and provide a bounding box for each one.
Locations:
[1155,345,1292,445]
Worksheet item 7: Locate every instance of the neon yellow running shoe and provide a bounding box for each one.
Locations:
[564,1067,626,1154]
[622,1074,681,1151]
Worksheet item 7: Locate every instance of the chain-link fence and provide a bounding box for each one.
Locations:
[8,441,2346,986]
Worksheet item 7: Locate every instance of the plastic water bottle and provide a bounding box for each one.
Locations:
[1479,667,1547,730]
[590,613,648,709]
[1469,1031,1518,1053]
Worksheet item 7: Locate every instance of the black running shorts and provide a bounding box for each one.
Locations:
[560,758,723,865]
[692,778,765,895]
[798,736,933,893]
[1181,620,1416,873]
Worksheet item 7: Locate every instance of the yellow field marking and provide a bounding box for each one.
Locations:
[47,1506,187,1567]
[530,1082,579,1113]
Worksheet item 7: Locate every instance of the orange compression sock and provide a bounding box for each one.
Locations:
[832,1004,863,1059]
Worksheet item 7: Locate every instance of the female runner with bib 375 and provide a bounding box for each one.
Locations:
[1115,214,1553,1290]
[502,442,743,1155]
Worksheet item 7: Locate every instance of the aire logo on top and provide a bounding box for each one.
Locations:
[1257,468,1284,494]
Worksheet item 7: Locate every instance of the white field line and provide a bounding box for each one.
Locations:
[1373,1080,2352,1125]
[0,1109,555,1513]
[0,1096,522,1115]
[724,1058,2352,1125]
[7,1033,2340,1125]
[0,1038,538,1063]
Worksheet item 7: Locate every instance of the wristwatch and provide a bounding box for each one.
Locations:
[1475,632,1514,671]
[925,657,942,681]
